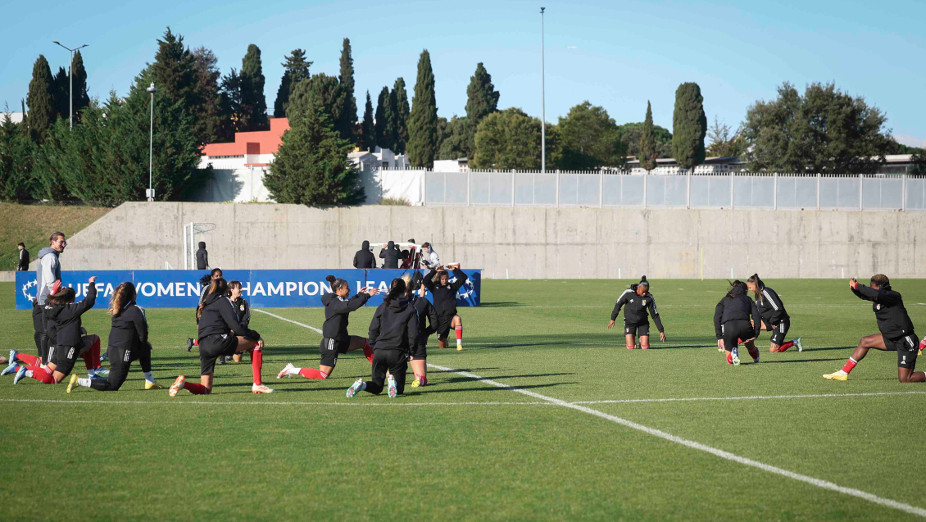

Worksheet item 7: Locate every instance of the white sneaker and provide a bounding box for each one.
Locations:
[794,337,803,352]
[251,383,274,394]
[731,347,740,367]
[387,374,398,398]
[168,375,185,397]
[276,363,295,379]
[346,378,364,398]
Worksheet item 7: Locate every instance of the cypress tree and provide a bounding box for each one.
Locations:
[26,55,55,143]
[287,74,343,131]
[336,38,357,142]
[71,50,90,122]
[191,47,226,143]
[52,67,69,121]
[151,28,196,105]
[274,49,312,118]
[359,91,375,151]
[374,87,392,150]
[407,50,438,168]
[393,77,410,153]
[240,44,268,131]
[464,62,499,157]
[672,82,707,169]
[639,101,657,171]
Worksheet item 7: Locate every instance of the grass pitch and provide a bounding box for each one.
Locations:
[1,278,925,520]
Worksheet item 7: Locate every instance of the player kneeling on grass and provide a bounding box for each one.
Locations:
[607,276,666,349]
[169,278,273,396]
[11,277,105,385]
[67,282,161,392]
[347,278,418,398]
[744,274,802,353]
[403,273,438,387]
[713,280,761,366]
[277,275,379,381]
[424,265,467,351]
[824,275,925,383]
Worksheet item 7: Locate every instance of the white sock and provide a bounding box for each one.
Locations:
[144,371,154,382]
[456,339,462,346]
[360,381,367,391]
[77,377,91,387]
[291,367,300,376]
[25,370,33,377]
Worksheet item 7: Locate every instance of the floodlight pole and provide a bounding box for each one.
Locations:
[146,83,157,202]
[52,41,88,130]
[540,7,546,173]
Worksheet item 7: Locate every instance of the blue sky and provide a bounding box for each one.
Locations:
[2,0,924,147]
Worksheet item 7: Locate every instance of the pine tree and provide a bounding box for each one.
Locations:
[26,55,55,143]
[71,50,90,122]
[407,50,438,168]
[273,49,312,118]
[359,91,375,151]
[672,82,707,169]
[393,78,410,153]
[287,74,344,132]
[638,101,657,171]
[151,28,196,105]
[374,87,392,150]
[240,44,268,131]
[336,38,357,143]
[191,47,227,143]
[464,62,499,158]
[52,67,69,121]
[220,68,244,133]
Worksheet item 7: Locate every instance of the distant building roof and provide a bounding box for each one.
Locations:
[202,117,289,157]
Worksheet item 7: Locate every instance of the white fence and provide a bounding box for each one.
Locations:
[415,170,926,210]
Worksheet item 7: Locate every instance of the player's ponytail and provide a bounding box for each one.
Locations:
[326,275,348,293]
[726,280,746,299]
[197,278,228,319]
[109,282,137,316]
[746,273,764,300]
[401,273,413,296]
[383,278,406,306]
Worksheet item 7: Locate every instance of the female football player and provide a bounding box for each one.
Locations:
[607,276,666,349]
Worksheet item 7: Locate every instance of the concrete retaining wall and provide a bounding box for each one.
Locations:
[48,202,926,279]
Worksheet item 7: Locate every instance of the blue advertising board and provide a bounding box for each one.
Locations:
[15,269,481,310]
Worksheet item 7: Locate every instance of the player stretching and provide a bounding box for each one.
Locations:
[713,280,762,366]
[745,274,802,353]
[824,275,924,383]
[607,276,666,349]
[424,265,467,350]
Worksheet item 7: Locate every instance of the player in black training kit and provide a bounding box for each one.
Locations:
[403,273,438,387]
[608,276,666,349]
[67,282,161,392]
[824,274,925,383]
[424,265,467,350]
[346,278,419,398]
[713,280,762,366]
[745,274,802,353]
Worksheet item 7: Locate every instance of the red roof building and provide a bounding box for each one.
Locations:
[202,117,290,167]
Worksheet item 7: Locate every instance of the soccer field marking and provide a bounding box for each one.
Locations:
[572,390,926,404]
[250,312,926,518]
[253,309,322,334]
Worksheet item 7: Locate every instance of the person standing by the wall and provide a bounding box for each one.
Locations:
[379,241,401,269]
[353,240,375,269]
[16,243,29,271]
[196,242,209,270]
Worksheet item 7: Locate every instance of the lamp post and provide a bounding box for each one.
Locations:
[146,82,156,202]
[540,7,546,173]
[52,41,88,130]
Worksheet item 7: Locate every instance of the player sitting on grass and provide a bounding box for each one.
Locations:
[607,276,666,349]
[824,275,925,383]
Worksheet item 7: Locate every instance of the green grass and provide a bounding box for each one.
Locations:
[0,202,111,270]
[1,278,925,520]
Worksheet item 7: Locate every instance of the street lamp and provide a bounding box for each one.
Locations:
[540,7,546,173]
[146,82,156,202]
[52,41,88,130]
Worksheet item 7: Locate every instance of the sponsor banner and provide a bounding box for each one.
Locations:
[15,269,481,310]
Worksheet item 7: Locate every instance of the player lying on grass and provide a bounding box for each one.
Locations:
[169,278,273,395]
[67,282,161,392]
[424,265,467,350]
[745,274,802,353]
[347,278,418,398]
[403,273,437,387]
[608,276,666,349]
[277,275,379,381]
[824,275,925,383]
[10,277,106,385]
[713,280,761,366]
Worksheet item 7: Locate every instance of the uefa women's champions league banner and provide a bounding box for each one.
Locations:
[15,269,481,310]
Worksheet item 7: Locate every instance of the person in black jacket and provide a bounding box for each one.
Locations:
[608,276,666,349]
[423,265,467,350]
[66,282,161,392]
[16,243,29,271]
[276,275,379,381]
[169,278,274,396]
[186,268,223,352]
[824,275,925,383]
[403,273,438,387]
[13,276,102,385]
[745,274,802,353]
[346,278,419,398]
[353,240,376,269]
[379,241,401,268]
[195,241,209,270]
[227,280,251,363]
[713,280,762,366]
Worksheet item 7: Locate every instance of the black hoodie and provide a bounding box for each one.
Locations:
[754,285,789,325]
[321,291,371,341]
[353,240,375,269]
[196,242,209,270]
[424,267,468,317]
[198,293,260,341]
[109,300,149,353]
[713,285,761,340]
[852,283,915,340]
[45,284,97,347]
[611,287,664,332]
[379,241,401,269]
[368,297,419,352]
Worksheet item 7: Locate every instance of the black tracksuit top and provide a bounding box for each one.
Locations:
[354,241,376,268]
[368,297,419,352]
[413,294,439,339]
[611,288,664,332]
[109,301,149,352]
[754,286,789,325]
[713,287,762,340]
[852,284,915,340]
[232,297,251,326]
[198,293,260,341]
[379,244,401,269]
[45,284,97,347]
[424,268,467,317]
[321,291,370,341]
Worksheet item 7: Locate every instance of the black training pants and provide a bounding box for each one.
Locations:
[90,344,152,392]
[365,349,408,395]
[32,302,49,362]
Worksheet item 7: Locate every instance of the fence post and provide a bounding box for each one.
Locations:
[773,172,778,210]
[858,174,864,210]
[686,169,691,209]
[816,173,821,210]
[902,174,907,211]
[642,171,648,209]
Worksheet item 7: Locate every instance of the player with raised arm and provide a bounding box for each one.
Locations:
[745,274,802,353]
[424,265,467,351]
[713,280,762,366]
[403,273,438,387]
[607,276,666,349]
[824,275,924,383]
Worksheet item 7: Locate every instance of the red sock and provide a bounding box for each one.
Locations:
[362,341,374,363]
[842,357,858,374]
[455,325,463,341]
[16,353,38,365]
[737,338,743,344]
[641,345,650,350]
[297,368,328,379]
[89,337,100,368]
[28,366,56,384]
[250,349,262,385]
[183,382,209,394]
[193,339,199,346]
[80,350,92,370]
[778,341,795,352]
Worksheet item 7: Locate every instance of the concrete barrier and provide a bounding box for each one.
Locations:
[48,202,926,279]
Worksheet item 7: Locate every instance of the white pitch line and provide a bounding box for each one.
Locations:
[0,398,548,407]
[572,391,926,404]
